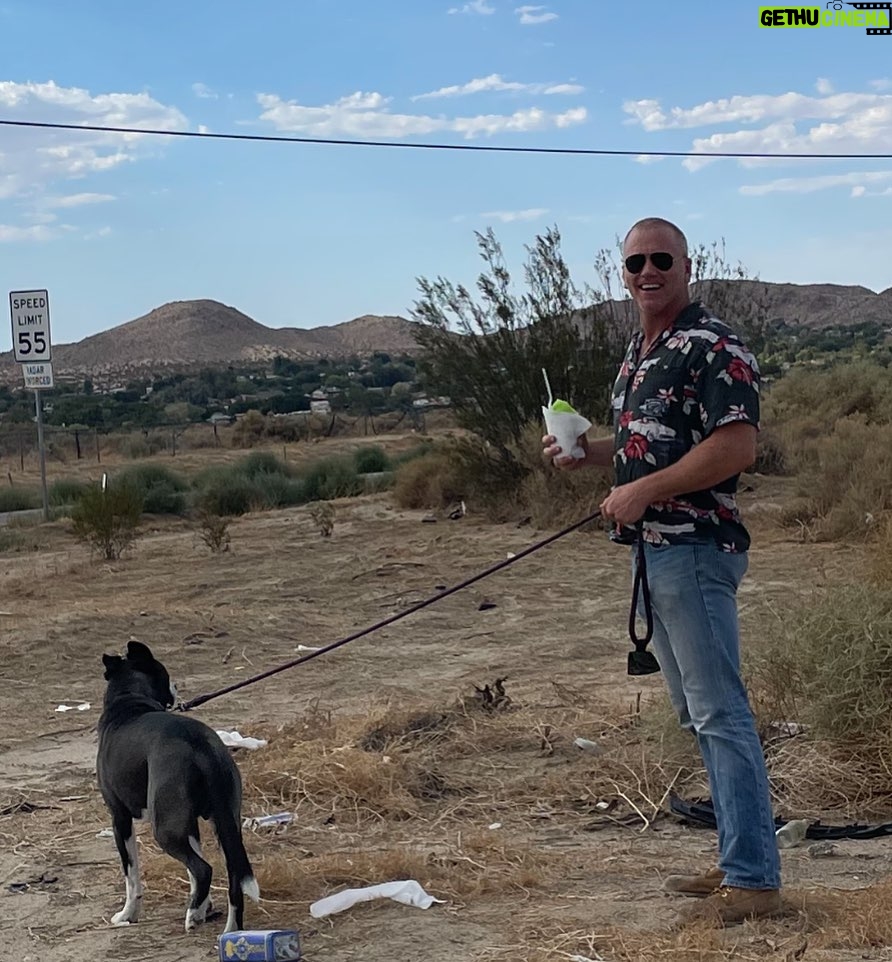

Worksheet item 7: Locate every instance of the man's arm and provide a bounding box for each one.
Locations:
[599,421,757,526]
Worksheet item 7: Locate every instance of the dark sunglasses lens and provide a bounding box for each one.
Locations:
[624,254,646,273]
[651,252,674,271]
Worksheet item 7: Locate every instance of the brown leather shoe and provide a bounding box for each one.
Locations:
[676,886,783,927]
[662,866,725,898]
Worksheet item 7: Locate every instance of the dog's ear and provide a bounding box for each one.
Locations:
[102,653,124,679]
[126,640,154,663]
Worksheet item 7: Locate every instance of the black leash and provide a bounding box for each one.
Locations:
[627,531,661,676]
[179,508,604,712]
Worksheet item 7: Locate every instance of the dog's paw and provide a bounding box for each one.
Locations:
[111,912,133,926]
[184,900,210,932]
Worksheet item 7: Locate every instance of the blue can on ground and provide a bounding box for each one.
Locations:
[218,929,302,962]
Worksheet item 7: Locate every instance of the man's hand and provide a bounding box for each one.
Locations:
[542,432,589,470]
[543,434,614,470]
[599,479,653,527]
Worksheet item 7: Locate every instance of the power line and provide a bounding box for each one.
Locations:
[1,118,891,160]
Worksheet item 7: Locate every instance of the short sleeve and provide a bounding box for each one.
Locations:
[697,332,761,437]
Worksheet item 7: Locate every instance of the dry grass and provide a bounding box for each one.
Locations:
[869,515,892,587]
[748,583,892,742]
[760,360,892,543]
[765,736,892,819]
[391,447,467,510]
[471,880,892,961]
[232,686,706,836]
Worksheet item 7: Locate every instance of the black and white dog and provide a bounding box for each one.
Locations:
[97,640,259,933]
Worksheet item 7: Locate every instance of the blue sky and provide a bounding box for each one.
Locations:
[1,0,891,346]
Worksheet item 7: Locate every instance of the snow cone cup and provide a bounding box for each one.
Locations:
[543,405,592,460]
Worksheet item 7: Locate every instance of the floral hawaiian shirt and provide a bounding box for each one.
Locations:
[608,301,761,553]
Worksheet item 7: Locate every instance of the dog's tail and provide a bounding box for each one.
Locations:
[215,803,260,910]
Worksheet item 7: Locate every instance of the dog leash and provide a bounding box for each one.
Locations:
[179,508,604,711]
[627,530,660,676]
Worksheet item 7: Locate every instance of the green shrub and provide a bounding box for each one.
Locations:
[70,480,144,559]
[236,451,294,479]
[116,464,190,516]
[300,457,363,502]
[49,478,91,506]
[354,446,391,474]
[194,461,306,515]
[246,472,307,510]
[197,475,262,517]
[0,487,41,512]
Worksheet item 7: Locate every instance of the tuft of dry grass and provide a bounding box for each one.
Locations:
[744,581,892,814]
[391,447,467,510]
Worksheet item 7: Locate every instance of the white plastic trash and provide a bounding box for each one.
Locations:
[309,880,444,918]
[216,730,268,751]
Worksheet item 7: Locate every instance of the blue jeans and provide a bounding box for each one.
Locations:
[633,541,781,890]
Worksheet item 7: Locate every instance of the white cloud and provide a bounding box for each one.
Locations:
[0,81,187,192]
[480,207,549,222]
[621,88,892,170]
[815,78,834,95]
[739,170,892,196]
[0,81,186,241]
[515,5,558,24]
[869,78,891,91]
[623,90,891,131]
[43,192,116,208]
[413,73,584,100]
[544,83,584,95]
[448,0,495,13]
[0,223,61,242]
[256,91,586,140]
[192,82,218,99]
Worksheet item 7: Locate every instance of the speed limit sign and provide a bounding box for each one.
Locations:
[10,289,52,363]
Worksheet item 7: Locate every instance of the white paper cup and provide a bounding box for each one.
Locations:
[543,406,592,460]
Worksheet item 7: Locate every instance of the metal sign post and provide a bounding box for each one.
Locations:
[9,289,53,522]
[34,389,50,521]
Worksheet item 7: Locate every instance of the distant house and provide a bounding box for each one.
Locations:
[208,412,235,425]
[310,399,331,415]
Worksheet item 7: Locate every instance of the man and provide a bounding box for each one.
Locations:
[544,217,781,926]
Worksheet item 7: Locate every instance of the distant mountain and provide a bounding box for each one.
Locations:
[1,282,889,387]
[691,279,892,329]
[0,300,423,385]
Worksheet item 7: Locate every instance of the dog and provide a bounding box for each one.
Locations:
[96,640,259,933]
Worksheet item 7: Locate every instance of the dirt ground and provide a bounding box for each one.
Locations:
[2,435,891,962]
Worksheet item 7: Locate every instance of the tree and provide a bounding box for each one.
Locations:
[411,226,628,458]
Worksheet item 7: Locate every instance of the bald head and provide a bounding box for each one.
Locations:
[623,217,688,257]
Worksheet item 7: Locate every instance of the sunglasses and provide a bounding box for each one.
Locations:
[624,252,674,274]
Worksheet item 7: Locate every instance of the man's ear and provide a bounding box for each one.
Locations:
[684,256,692,284]
[126,640,154,663]
[102,653,124,679]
